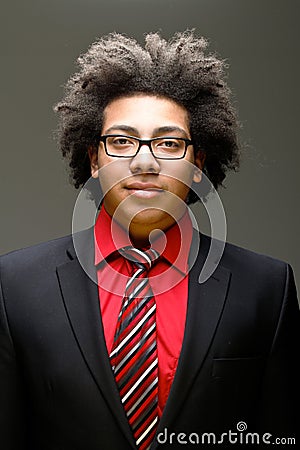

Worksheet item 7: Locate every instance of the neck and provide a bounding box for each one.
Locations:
[129,227,165,249]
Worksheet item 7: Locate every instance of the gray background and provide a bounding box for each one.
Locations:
[1,0,299,292]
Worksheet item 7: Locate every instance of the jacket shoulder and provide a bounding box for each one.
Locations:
[0,234,74,273]
[199,232,290,282]
[222,238,289,273]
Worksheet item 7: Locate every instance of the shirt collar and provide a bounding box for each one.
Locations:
[94,205,193,274]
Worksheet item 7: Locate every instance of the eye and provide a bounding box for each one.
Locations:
[111,136,135,146]
[156,138,181,149]
[163,140,180,148]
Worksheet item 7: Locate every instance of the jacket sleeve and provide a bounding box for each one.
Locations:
[258,263,300,441]
[0,263,25,450]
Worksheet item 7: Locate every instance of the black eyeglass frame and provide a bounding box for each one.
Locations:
[99,134,194,160]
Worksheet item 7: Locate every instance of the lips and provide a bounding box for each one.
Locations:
[125,182,164,198]
[126,182,163,191]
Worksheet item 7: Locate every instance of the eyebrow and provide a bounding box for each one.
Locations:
[103,125,190,139]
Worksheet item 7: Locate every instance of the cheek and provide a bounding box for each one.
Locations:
[97,157,127,196]
[170,179,191,200]
[103,188,119,216]
[163,163,195,199]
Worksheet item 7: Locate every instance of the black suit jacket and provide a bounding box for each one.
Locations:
[0,230,299,449]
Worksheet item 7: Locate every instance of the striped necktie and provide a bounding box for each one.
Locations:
[110,246,160,450]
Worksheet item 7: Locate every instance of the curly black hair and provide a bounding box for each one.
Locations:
[54,30,240,203]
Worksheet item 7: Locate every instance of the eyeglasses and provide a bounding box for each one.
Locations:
[99,134,194,160]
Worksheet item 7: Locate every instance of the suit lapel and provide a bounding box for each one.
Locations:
[155,233,231,438]
[56,229,136,449]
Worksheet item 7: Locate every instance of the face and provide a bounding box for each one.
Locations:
[89,94,205,244]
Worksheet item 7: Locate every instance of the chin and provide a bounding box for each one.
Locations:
[130,208,173,229]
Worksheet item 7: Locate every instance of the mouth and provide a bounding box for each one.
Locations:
[125,182,164,199]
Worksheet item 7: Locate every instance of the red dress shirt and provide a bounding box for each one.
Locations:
[94,206,192,417]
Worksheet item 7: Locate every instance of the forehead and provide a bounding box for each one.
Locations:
[102,95,190,135]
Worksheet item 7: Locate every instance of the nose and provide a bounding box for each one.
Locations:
[129,143,160,174]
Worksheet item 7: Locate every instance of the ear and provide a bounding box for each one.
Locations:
[88,146,99,179]
[193,150,206,183]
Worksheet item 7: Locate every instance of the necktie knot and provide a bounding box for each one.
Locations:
[119,246,160,272]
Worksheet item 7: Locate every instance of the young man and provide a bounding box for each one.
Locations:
[0,32,299,449]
